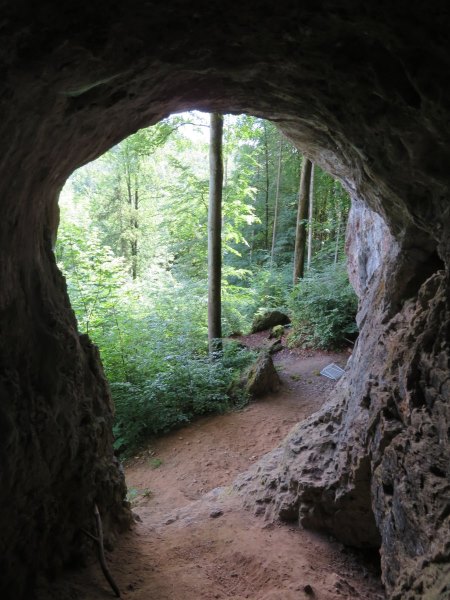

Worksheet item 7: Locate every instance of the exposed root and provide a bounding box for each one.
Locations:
[81,505,122,598]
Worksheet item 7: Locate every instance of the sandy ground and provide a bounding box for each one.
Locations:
[40,337,385,599]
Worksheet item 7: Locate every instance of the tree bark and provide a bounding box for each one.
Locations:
[293,157,313,284]
[334,211,341,264]
[307,163,315,270]
[270,136,283,267]
[131,185,139,279]
[263,122,270,251]
[208,113,223,352]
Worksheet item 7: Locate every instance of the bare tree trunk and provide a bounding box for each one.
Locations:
[334,211,341,264]
[307,163,315,270]
[208,113,223,352]
[270,136,283,268]
[125,167,138,279]
[263,122,270,251]
[293,157,313,284]
[131,185,139,279]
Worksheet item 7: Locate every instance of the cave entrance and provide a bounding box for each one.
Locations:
[56,111,356,457]
[48,111,383,598]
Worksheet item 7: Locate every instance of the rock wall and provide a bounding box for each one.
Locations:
[236,202,450,597]
[0,2,449,597]
[0,239,131,597]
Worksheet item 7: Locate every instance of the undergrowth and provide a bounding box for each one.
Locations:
[288,262,358,349]
[112,341,255,455]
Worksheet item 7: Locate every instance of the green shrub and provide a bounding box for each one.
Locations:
[112,342,255,454]
[288,263,358,349]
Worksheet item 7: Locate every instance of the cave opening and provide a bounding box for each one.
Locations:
[46,109,384,599]
[56,110,358,456]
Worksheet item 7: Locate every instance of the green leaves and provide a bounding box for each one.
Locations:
[111,343,254,455]
[56,110,355,456]
[288,263,358,349]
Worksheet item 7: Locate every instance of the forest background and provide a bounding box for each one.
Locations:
[56,112,357,453]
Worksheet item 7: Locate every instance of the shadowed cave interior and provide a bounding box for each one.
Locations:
[0,3,449,599]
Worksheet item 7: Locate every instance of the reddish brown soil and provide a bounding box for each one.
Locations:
[40,336,385,599]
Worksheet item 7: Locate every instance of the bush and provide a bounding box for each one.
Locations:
[288,263,358,349]
[112,342,255,454]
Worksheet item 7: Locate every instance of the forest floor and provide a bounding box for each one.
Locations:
[42,333,385,600]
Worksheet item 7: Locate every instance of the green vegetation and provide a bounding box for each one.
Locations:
[288,263,359,349]
[111,342,254,452]
[56,112,357,455]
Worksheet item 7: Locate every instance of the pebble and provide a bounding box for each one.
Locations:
[209,509,223,518]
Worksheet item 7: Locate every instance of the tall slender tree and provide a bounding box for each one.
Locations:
[270,136,283,267]
[293,157,313,284]
[334,209,342,264]
[307,162,315,270]
[263,121,270,250]
[208,113,224,352]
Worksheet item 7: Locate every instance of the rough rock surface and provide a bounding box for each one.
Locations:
[269,325,285,339]
[235,248,450,597]
[0,3,449,598]
[346,199,395,299]
[251,310,291,333]
[238,352,281,399]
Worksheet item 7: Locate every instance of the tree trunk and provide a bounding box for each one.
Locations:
[208,113,224,352]
[131,185,139,279]
[293,157,313,284]
[125,167,138,279]
[307,163,315,270]
[263,122,270,251]
[334,211,341,264]
[270,136,283,267]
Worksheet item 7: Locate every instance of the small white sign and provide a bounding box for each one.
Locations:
[320,363,345,380]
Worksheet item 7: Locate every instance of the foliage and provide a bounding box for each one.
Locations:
[56,110,356,455]
[288,263,358,349]
[111,342,255,453]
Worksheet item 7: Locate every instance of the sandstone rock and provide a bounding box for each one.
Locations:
[268,339,283,355]
[346,198,395,299]
[239,352,281,399]
[251,310,291,333]
[269,325,285,339]
[235,267,450,597]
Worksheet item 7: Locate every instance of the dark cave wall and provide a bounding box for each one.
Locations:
[0,2,449,598]
[0,228,131,596]
[371,270,450,596]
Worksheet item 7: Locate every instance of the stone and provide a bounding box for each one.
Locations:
[238,352,281,399]
[210,509,224,518]
[251,310,291,333]
[268,339,284,355]
[269,325,285,339]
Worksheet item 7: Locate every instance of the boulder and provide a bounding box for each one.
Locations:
[239,352,281,399]
[269,325,285,339]
[251,310,291,333]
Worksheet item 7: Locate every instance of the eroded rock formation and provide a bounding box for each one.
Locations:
[0,2,449,598]
[237,352,281,399]
[236,202,450,597]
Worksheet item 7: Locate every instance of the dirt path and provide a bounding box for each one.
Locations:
[41,340,385,599]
